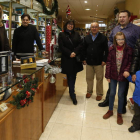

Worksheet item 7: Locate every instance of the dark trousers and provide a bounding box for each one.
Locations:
[67,73,77,99]
[132,102,140,129]
[105,81,129,109]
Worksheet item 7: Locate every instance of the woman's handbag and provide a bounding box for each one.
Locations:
[76,55,81,62]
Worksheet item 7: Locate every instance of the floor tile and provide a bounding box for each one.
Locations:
[112,130,140,140]
[48,123,82,140]
[110,115,133,131]
[83,112,111,129]
[81,127,113,140]
[55,110,84,126]
[49,109,61,123]
[85,99,109,114]
[39,122,54,140]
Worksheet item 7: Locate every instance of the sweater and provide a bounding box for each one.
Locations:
[83,32,108,65]
[12,25,43,56]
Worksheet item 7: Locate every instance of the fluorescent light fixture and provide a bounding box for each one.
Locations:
[85,9,91,10]
[98,21,103,22]
[84,1,87,3]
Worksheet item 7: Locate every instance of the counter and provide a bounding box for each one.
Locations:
[0,64,66,140]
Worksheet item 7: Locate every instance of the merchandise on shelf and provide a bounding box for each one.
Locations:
[133,19,140,26]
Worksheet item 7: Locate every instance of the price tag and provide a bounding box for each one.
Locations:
[0,103,8,112]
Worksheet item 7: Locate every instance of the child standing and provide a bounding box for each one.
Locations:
[123,71,140,132]
[103,32,133,125]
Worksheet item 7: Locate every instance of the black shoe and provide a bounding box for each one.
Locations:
[128,126,140,133]
[122,107,126,114]
[72,98,77,105]
[98,100,109,107]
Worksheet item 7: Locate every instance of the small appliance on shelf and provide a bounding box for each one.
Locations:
[20,56,36,69]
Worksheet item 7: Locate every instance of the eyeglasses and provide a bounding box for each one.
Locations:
[68,23,74,26]
[116,39,125,41]
[91,26,98,29]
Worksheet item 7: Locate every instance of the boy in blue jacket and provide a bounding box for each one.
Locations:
[123,71,140,133]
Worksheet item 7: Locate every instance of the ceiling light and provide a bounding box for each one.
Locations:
[85,9,91,10]
[36,2,38,4]
[97,5,98,7]
[84,1,87,3]
[96,10,98,11]
[98,21,103,22]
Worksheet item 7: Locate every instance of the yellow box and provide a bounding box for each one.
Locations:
[20,63,36,69]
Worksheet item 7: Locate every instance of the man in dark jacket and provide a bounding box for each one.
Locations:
[12,13,47,59]
[83,22,108,100]
[123,39,140,132]
[99,10,140,113]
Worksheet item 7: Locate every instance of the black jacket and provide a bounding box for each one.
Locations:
[58,31,83,74]
[12,25,43,56]
[83,33,108,65]
[130,38,140,75]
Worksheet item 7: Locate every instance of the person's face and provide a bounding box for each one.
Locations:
[22,16,30,27]
[116,35,125,47]
[67,22,74,30]
[90,23,99,34]
[118,12,130,26]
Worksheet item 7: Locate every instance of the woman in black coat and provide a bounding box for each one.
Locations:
[0,6,10,51]
[58,20,83,105]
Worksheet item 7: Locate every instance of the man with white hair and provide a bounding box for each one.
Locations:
[83,22,108,100]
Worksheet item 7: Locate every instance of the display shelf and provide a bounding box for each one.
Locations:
[38,30,45,32]
[5,28,16,29]
[38,25,45,27]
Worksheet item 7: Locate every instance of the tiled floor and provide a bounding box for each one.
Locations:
[39,66,140,140]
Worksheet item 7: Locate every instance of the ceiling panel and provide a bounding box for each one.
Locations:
[57,0,125,24]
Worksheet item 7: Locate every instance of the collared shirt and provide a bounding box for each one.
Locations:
[108,23,140,48]
[90,32,99,41]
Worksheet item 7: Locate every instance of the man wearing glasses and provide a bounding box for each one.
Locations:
[83,22,108,101]
[99,10,140,114]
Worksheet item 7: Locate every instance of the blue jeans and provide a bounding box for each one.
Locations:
[67,73,77,99]
[109,79,127,114]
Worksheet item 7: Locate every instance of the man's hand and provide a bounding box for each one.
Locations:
[16,58,20,61]
[132,74,136,82]
[107,79,110,83]
[70,52,76,58]
[83,60,86,65]
[123,71,130,78]
[101,61,106,66]
[42,51,48,55]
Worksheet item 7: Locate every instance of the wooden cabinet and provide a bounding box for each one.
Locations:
[0,66,66,140]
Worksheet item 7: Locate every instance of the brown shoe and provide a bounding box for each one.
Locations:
[96,96,102,101]
[117,113,123,125]
[103,110,113,119]
[86,93,91,98]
